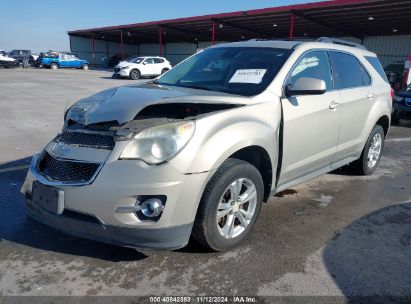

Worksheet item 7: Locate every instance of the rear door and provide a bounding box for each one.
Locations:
[329,51,375,162]
[278,50,342,185]
[153,58,164,75]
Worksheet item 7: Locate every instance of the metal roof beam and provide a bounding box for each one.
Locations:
[126,30,159,43]
[290,9,363,40]
[160,24,204,37]
[212,18,271,38]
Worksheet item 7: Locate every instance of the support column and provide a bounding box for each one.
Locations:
[289,14,295,41]
[120,31,124,59]
[211,21,216,45]
[91,33,95,66]
[159,26,163,56]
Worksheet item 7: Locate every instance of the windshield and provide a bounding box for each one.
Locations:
[155,47,291,96]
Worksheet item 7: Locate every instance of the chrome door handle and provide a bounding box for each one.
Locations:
[329,101,341,109]
[367,93,375,99]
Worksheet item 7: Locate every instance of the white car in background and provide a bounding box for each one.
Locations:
[113,56,172,80]
[0,51,17,68]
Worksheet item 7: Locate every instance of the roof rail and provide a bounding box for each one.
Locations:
[316,37,367,50]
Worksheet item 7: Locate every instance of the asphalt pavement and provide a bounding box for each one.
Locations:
[0,68,410,303]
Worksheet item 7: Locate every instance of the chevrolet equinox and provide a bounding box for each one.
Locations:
[21,38,392,251]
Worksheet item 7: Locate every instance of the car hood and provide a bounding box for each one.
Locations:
[115,61,137,68]
[66,83,250,125]
[0,55,15,62]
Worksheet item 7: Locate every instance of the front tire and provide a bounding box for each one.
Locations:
[192,159,264,251]
[129,69,140,80]
[351,125,385,175]
[50,63,58,70]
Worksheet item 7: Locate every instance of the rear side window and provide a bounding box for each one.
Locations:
[329,52,364,89]
[153,58,164,63]
[365,56,389,83]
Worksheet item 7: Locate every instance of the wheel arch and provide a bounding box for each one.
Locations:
[228,146,273,202]
[375,115,390,136]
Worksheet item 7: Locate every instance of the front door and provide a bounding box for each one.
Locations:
[278,51,342,186]
[141,58,155,75]
[68,54,81,68]
[58,54,70,67]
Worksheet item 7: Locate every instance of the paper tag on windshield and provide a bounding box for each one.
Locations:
[229,69,267,84]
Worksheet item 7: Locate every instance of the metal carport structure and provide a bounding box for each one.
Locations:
[67,0,411,66]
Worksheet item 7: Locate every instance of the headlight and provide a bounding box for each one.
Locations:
[119,121,195,164]
[120,66,130,69]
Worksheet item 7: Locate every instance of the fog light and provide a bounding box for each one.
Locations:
[140,198,165,218]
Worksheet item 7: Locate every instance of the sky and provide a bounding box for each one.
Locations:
[0,0,320,53]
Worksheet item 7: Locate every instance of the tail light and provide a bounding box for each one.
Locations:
[390,88,395,100]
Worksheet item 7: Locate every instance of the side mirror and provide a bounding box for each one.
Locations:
[285,77,326,97]
[143,62,147,65]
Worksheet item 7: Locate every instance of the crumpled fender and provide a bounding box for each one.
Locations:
[169,100,282,179]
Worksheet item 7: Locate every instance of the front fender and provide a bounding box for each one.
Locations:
[169,101,281,178]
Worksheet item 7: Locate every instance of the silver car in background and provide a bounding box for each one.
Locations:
[21,38,392,251]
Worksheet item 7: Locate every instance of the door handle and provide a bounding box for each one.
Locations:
[329,100,341,109]
[367,93,375,99]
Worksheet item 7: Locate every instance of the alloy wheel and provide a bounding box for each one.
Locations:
[367,133,382,168]
[216,178,257,239]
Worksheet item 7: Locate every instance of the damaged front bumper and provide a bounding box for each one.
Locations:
[21,137,211,249]
[112,67,130,78]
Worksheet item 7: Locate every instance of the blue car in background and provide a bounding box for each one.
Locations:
[392,83,411,123]
[40,52,89,70]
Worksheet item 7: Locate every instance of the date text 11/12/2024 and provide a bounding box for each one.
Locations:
[149,296,258,303]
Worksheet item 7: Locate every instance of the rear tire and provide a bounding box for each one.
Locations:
[129,69,140,80]
[351,125,385,175]
[50,63,58,70]
[192,158,264,251]
[161,68,169,74]
[81,64,89,70]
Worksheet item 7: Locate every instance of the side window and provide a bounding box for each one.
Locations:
[289,51,332,91]
[362,65,372,86]
[365,56,389,83]
[329,52,364,89]
[153,58,163,64]
[144,58,154,64]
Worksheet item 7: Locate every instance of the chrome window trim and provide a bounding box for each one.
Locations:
[282,48,374,94]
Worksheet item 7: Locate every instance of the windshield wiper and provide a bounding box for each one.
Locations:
[180,84,213,91]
